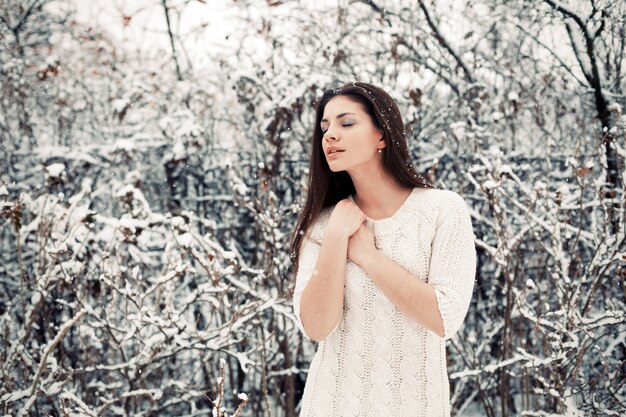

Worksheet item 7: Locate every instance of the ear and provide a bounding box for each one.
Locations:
[378,137,386,150]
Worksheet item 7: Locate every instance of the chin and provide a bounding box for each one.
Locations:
[327,163,346,173]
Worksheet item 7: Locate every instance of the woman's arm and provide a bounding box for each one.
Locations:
[294,200,366,342]
[360,252,445,337]
[296,229,349,342]
[357,192,476,340]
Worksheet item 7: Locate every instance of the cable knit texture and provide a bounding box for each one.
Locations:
[293,187,476,417]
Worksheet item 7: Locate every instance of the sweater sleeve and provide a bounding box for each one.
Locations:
[428,191,477,340]
[292,234,322,336]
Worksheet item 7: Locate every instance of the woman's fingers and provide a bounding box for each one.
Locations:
[328,199,366,237]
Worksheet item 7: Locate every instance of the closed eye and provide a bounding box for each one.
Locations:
[321,123,354,134]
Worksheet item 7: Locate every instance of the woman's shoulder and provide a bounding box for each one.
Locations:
[410,187,471,221]
[411,187,467,207]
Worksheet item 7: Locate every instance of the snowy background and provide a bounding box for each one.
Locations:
[1,0,625,416]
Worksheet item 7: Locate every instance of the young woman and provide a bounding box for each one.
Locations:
[289,82,476,417]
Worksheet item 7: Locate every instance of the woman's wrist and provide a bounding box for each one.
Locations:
[324,228,350,245]
[357,246,381,271]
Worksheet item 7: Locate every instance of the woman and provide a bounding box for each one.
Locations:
[289,82,476,417]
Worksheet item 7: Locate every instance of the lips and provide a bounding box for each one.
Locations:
[327,147,345,155]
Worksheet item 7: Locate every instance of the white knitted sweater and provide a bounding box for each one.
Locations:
[293,187,476,417]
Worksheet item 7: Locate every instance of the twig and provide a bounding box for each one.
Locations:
[417,0,475,83]
[160,0,183,81]
[18,309,86,416]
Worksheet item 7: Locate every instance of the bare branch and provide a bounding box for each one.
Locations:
[615,16,625,95]
[544,0,619,190]
[12,0,44,34]
[0,12,11,30]
[543,0,587,29]
[161,0,183,81]
[394,35,461,96]
[18,309,86,416]
[349,0,394,26]
[417,0,475,84]
[593,10,606,40]
[507,18,585,86]
[564,21,594,84]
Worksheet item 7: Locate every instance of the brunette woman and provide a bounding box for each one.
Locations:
[290,82,476,417]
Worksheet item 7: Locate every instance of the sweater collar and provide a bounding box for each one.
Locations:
[348,187,419,236]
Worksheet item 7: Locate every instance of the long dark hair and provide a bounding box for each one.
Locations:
[289,82,433,276]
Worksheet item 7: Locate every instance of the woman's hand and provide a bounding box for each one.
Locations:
[347,223,377,267]
[327,198,367,239]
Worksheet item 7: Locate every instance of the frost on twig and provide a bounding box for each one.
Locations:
[211,358,248,417]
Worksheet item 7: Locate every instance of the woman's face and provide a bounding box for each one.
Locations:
[320,95,385,173]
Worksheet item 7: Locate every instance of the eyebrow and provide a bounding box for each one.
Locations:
[320,112,357,123]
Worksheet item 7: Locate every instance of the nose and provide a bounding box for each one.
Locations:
[324,127,338,142]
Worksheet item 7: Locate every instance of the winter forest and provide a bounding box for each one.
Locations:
[0,0,625,416]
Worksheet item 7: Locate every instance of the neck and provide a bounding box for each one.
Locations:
[348,166,410,217]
